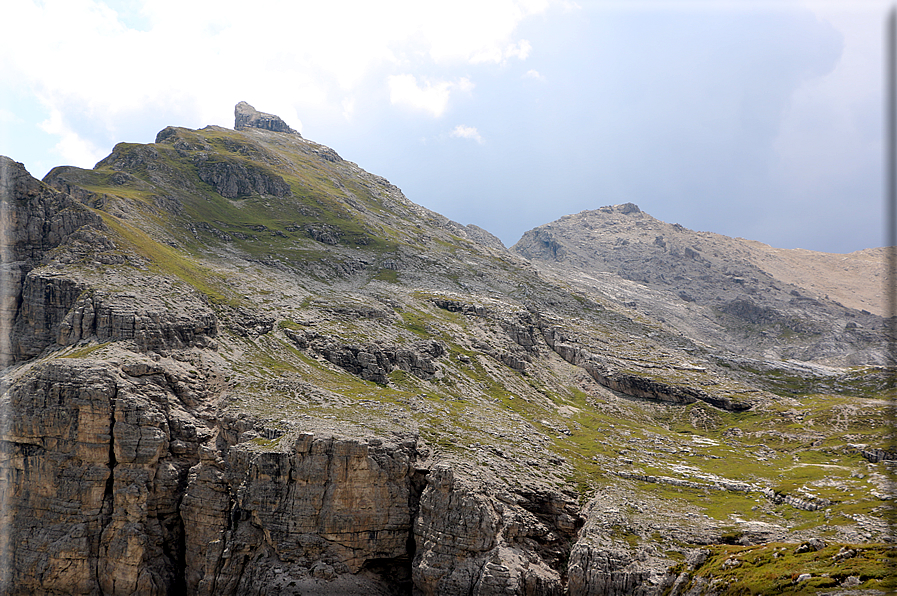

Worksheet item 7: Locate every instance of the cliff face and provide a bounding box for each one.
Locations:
[0,107,892,595]
[0,156,106,364]
[0,352,584,596]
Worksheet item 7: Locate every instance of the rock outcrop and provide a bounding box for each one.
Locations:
[413,467,582,596]
[285,329,445,383]
[1,355,419,595]
[194,156,292,199]
[0,355,588,596]
[234,101,299,135]
[1,157,114,364]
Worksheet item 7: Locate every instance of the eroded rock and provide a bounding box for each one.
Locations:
[234,101,299,135]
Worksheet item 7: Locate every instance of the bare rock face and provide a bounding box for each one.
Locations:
[0,358,215,595]
[193,155,292,199]
[0,361,119,594]
[413,466,580,596]
[182,433,424,595]
[234,101,299,135]
[0,157,110,363]
[286,329,445,383]
[12,270,218,361]
[1,356,429,596]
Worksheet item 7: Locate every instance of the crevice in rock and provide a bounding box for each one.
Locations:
[166,460,193,594]
[96,387,117,586]
[360,558,414,596]
[407,467,429,560]
[363,466,428,595]
[512,489,585,584]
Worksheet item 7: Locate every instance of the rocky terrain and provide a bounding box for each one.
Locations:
[512,205,887,367]
[0,102,893,595]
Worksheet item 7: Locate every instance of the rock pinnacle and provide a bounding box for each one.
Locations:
[234,101,299,135]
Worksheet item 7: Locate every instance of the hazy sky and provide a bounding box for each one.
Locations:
[0,0,889,253]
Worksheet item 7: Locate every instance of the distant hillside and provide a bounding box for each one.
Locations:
[512,203,888,366]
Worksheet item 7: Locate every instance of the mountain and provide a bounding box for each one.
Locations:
[512,204,887,367]
[0,103,893,596]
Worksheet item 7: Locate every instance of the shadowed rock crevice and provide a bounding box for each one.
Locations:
[97,386,117,591]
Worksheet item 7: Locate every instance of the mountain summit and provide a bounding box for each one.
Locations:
[234,100,299,134]
[0,107,892,595]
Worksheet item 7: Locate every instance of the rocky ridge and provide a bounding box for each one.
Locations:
[0,105,893,595]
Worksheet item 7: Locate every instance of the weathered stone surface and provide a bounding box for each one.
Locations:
[567,520,677,596]
[12,271,86,360]
[234,101,298,135]
[13,276,219,360]
[286,330,445,383]
[1,357,436,596]
[183,434,420,591]
[412,466,575,596]
[194,156,291,199]
[305,222,343,245]
[0,361,118,595]
[0,358,214,595]
[0,157,111,364]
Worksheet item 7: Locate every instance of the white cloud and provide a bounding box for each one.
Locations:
[0,0,556,165]
[507,39,532,61]
[39,108,106,168]
[388,75,474,117]
[524,69,546,81]
[342,98,356,121]
[0,109,21,124]
[411,1,549,64]
[450,124,485,144]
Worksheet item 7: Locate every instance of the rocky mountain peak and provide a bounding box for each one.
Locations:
[614,202,641,214]
[234,100,299,135]
[512,206,887,365]
[0,155,43,199]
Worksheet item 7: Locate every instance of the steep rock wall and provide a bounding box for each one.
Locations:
[0,157,108,364]
[1,354,620,596]
[412,466,581,596]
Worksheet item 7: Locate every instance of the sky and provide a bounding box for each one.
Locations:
[0,0,890,253]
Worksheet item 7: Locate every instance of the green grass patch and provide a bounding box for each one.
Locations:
[99,213,238,305]
[374,268,399,283]
[682,542,896,595]
[57,342,112,359]
[251,436,281,449]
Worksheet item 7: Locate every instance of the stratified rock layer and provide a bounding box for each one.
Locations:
[0,355,587,596]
